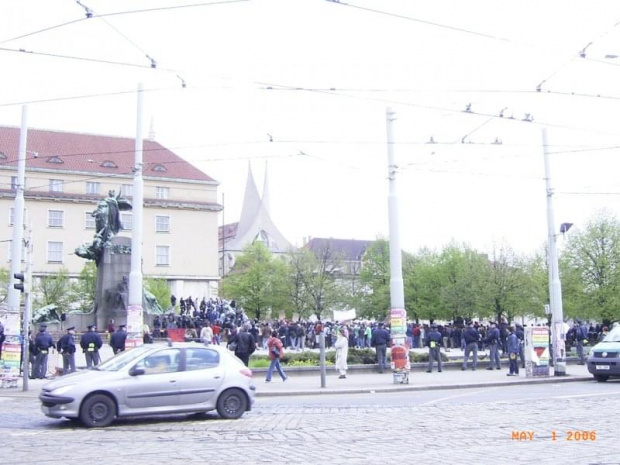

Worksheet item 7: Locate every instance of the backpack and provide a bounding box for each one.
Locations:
[271,341,281,358]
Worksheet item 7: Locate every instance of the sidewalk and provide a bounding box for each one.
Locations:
[0,341,593,398]
[1,360,592,399]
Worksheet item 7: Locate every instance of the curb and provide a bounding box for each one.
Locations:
[255,375,593,397]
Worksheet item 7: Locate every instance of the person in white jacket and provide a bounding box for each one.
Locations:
[334,327,349,379]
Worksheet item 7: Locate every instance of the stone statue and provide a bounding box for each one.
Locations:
[143,289,165,315]
[105,276,129,311]
[76,190,132,265]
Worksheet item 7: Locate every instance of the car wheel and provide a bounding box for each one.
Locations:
[80,394,116,428]
[594,374,609,382]
[216,388,247,419]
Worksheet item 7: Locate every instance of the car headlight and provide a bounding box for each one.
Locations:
[51,385,75,396]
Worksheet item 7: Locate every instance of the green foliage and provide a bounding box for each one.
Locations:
[359,239,391,320]
[0,267,8,303]
[145,277,172,312]
[71,262,97,312]
[221,241,288,320]
[560,211,620,324]
[33,267,73,311]
[286,244,344,320]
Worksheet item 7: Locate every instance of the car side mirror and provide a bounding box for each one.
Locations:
[129,367,145,376]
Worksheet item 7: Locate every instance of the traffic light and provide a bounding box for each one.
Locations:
[13,273,25,293]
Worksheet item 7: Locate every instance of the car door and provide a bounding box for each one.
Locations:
[123,348,182,411]
[176,347,225,407]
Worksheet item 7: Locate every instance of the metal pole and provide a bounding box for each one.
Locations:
[127,83,144,348]
[542,128,566,376]
[319,331,326,388]
[22,226,32,391]
[386,108,409,384]
[1,105,28,378]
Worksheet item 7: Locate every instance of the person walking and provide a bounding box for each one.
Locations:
[461,321,480,371]
[57,326,77,374]
[485,322,501,370]
[33,324,54,379]
[507,327,520,376]
[228,323,255,367]
[81,325,103,368]
[334,327,349,379]
[200,321,214,344]
[265,331,287,382]
[425,323,443,373]
[109,324,127,355]
[371,322,391,373]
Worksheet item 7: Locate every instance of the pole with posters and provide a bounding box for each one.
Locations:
[0,106,28,384]
[126,84,144,349]
[386,108,409,384]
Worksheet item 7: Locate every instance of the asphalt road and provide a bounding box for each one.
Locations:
[1,380,618,465]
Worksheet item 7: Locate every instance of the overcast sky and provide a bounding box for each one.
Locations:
[3,0,620,256]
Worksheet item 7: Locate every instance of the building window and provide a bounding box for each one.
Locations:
[85,212,96,229]
[152,164,167,172]
[155,215,170,233]
[156,186,169,199]
[121,184,133,197]
[47,241,63,263]
[49,179,63,192]
[86,181,100,195]
[47,156,64,164]
[156,245,170,266]
[101,160,118,168]
[121,212,133,230]
[11,176,18,191]
[9,207,27,226]
[48,210,64,228]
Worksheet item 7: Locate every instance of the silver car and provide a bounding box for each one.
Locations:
[39,342,256,427]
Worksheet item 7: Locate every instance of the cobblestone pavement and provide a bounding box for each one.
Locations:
[1,388,618,465]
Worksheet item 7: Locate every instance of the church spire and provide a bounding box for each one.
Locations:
[262,161,271,215]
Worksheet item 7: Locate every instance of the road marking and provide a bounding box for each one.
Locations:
[552,390,620,400]
[419,387,498,406]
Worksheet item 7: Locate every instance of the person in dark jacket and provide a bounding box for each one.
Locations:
[461,322,480,371]
[81,325,103,368]
[228,324,255,367]
[425,324,443,373]
[485,322,501,370]
[507,327,520,376]
[33,324,54,379]
[371,323,391,373]
[57,326,77,374]
[109,325,127,355]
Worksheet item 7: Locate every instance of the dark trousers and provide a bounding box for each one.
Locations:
[509,355,519,374]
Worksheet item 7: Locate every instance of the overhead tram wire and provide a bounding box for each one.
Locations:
[0,0,251,45]
[324,0,511,43]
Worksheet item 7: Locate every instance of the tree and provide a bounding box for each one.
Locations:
[220,241,288,320]
[359,239,391,319]
[285,250,314,321]
[295,241,345,320]
[33,267,74,313]
[0,267,8,304]
[485,242,537,324]
[71,262,97,312]
[145,277,172,312]
[560,211,620,324]
[434,242,491,322]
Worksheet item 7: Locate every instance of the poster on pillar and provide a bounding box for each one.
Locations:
[525,326,550,377]
[390,308,407,340]
[125,304,143,349]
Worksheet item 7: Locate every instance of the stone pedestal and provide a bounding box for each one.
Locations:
[94,236,132,330]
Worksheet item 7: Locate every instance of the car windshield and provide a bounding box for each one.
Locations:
[97,346,153,371]
[601,326,620,343]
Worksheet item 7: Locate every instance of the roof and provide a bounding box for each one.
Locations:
[0,126,216,183]
[305,238,373,261]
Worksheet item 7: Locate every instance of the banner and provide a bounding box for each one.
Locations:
[333,308,356,322]
[525,326,550,377]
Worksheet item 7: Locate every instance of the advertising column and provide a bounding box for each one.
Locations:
[525,326,550,377]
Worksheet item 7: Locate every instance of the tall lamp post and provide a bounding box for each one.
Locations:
[542,128,567,376]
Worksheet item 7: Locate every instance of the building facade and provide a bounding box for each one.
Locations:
[0,126,221,305]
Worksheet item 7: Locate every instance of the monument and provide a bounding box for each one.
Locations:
[76,190,162,329]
